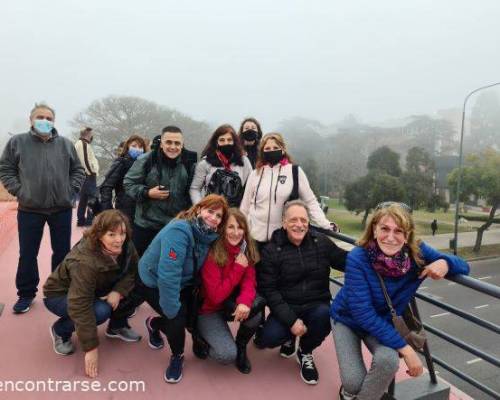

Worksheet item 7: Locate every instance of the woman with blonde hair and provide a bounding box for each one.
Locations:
[196,208,264,374]
[139,194,229,383]
[331,202,469,400]
[240,132,332,248]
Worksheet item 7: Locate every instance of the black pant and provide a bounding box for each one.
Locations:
[77,175,97,224]
[259,302,331,354]
[132,223,160,257]
[132,280,191,355]
[16,209,72,298]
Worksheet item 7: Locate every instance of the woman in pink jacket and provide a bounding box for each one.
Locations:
[197,208,263,374]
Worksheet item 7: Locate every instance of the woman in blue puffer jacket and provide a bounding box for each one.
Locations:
[138,194,229,384]
[331,202,469,400]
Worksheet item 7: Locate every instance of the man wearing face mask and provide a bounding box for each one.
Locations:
[257,200,346,385]
[124,126,197,256]
[0,103,86,314]
[75,127,99,226]
[190,124,252,207]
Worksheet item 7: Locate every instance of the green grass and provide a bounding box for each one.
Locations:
[326,199,474,239]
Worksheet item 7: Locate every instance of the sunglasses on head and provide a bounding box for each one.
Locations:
[375,201,413,214]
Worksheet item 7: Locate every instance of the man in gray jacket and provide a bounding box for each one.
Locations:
[0,103,85,314]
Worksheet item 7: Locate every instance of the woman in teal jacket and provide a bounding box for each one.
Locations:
[138,194,229,384]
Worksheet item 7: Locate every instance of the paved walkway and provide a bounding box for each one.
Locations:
[421,229,500,250]
[0,202,470,399]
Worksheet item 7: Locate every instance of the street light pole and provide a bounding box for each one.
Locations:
[453,82,500,255]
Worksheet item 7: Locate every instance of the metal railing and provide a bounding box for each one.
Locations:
[321,228,500,400]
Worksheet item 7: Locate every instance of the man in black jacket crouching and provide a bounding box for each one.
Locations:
[257,199,347,385]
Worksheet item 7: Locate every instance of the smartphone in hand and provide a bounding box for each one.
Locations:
[239,239,247,254]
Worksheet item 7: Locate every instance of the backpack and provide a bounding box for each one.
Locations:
[206,168,243,207]
[288,164,299,201]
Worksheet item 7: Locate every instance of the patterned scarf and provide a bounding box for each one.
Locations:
[366,240,411,277]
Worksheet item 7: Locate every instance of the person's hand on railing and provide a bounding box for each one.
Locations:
[330,221,340,233]
[399,345,424,377]
[419,259,449,280]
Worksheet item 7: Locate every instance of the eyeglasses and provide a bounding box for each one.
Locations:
[375,201,412,214]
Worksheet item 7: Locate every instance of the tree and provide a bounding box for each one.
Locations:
[448,149,500,252]
[367,146,402,177]
[401,147,435,210]
[468,91,500,153]
[404,115,457,156]
[70,95,211,170]
[301,158,320,195]
[345,171,406,226]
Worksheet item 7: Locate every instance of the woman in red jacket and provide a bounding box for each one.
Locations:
[197,208,263,374]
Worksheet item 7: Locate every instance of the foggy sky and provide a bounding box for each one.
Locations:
[1,0,499,137]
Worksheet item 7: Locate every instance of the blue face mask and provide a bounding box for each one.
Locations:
[128,147,144,159]
[33,119,54,136]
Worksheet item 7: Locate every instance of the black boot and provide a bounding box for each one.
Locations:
[235,325,255,374]
[236,342,251,374]
[192,333,209,360]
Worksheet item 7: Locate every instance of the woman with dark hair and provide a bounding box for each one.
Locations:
[43,210,142,378]
[331,202,469,400]
[100,134,147,222]
[190,124,252,207]
[139,194,229,384]
[238,117,263,168]
[197,208,263,374]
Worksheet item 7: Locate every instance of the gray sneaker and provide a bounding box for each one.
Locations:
[105,326,142,342]
[49,325,75,355]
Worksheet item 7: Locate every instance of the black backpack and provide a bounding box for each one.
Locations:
[206,168,243,207]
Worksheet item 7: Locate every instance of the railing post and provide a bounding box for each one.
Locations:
[410,298,438,384]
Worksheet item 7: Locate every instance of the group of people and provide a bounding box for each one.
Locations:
[0,103,470,399]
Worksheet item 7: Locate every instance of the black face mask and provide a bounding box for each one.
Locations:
[218,144,235,158]
[242,129,257,141]
[263,150,283,165]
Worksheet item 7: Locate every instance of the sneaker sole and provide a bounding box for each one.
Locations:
[280,348,297,358]
[296,354,318,385]
[13,299,34,314]
[49,326,74,356]
[144,319,164,350]
[105,331,142,342]
[164,373,183,384]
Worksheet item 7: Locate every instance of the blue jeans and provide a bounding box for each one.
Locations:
[259,302,331,353]
[16,209,72,298]
[44,296,114,341]
[77,175,96,224]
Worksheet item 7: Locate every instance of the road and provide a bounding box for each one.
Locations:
[330,257,500,400]
[417,258,500,400]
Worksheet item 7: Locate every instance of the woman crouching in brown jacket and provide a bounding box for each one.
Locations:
[43,210,142,378]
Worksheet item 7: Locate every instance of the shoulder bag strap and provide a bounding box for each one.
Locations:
[374,270,398,317]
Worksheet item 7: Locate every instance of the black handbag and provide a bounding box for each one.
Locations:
[222,289,266,322]
[374,271,426,351]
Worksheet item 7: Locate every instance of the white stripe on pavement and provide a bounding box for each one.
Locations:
[447,282,456,286]
[474,304,489,309]
[478,276,492,280]
[430,312,450,318]
[466,358,483,365]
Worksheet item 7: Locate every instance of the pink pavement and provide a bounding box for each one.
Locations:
[0,203,468,399]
